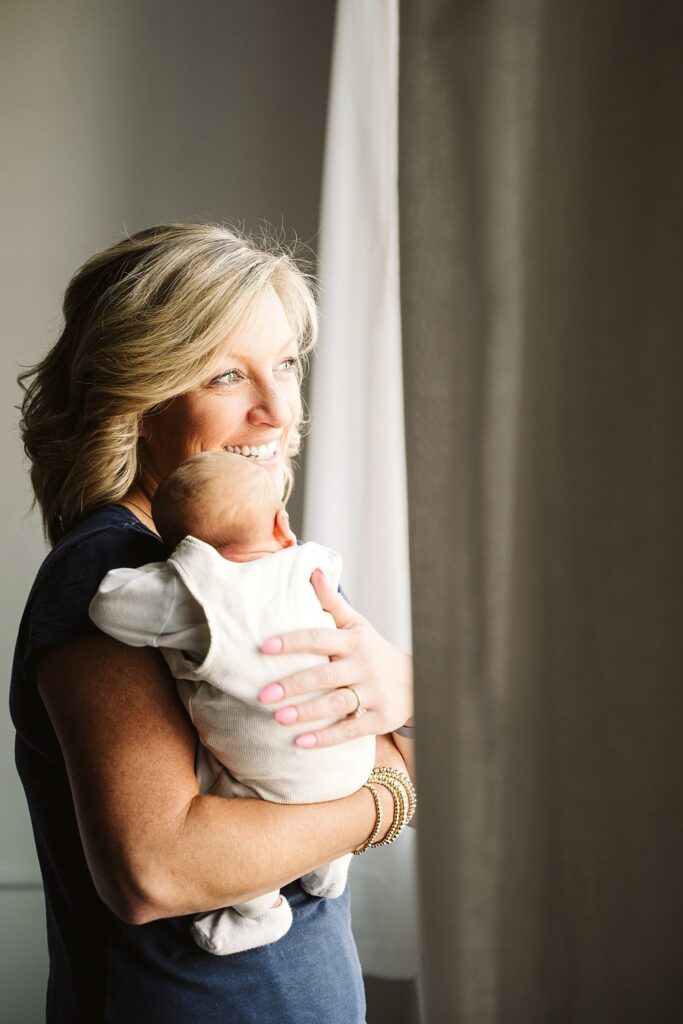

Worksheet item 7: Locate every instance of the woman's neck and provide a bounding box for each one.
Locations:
[120,488,159,534]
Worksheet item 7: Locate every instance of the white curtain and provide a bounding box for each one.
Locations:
[303,0,419,980]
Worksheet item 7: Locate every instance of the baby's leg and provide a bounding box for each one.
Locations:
[300,853,353,899]
[191,890,293,955]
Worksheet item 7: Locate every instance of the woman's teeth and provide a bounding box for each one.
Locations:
[225,441,278,460]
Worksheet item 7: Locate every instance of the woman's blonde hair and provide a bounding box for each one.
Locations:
[18,223,318,545]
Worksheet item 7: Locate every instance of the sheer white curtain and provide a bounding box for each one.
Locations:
[303,0,419,980]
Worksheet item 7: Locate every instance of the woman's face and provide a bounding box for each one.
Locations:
[138,286,302,499]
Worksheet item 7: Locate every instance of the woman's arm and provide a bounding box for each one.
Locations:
[37,633,402,925]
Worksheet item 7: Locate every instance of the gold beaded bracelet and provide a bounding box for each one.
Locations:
[368,770,411,843]
[371,777,405,846]
[369,766,417,824]
[370,776,408,847]
[353,782,383,854]
[353,766,417,855]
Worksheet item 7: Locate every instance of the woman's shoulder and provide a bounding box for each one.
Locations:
[21,505,166,666]
[32,505,164,603]
[45,502,161,564]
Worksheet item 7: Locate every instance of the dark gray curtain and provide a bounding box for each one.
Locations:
[399,2,682,1021]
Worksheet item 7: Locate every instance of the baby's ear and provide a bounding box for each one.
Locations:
[273,508,297,548]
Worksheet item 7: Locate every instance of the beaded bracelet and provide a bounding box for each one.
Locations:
[370,766,417,824]
[353,766,417,854]
[369,776,408,847]
[353,782,383,854]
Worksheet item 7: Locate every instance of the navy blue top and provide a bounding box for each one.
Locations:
[10,505,366,1023]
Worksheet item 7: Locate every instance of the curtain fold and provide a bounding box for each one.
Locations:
[399,1,682,1021]
[303,0,419,980]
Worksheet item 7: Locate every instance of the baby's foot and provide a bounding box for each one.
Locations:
[300,853,352,899]
[192,897,293,956]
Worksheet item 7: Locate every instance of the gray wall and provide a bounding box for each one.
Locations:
[0,2,334,1018]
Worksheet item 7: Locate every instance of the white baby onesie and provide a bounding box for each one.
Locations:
[89,537,376,956]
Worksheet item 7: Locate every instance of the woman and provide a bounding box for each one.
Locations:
[11,223,415,1023]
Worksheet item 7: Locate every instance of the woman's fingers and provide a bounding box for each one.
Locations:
[261,671,377,750]
[292,713,377,750]
[259,657,352,704]
[259,624,354,661]
[273,686,360,725]
[309,569,367,629]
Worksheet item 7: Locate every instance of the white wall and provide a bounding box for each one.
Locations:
[0,2,334,1018]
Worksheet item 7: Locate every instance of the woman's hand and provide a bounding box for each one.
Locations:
[258,569,414,748]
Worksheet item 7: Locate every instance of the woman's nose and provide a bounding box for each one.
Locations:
[247,380,292,427]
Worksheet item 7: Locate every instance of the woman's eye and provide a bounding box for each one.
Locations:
[212,369,241,385]
[277,357,299,373]
[210,357,298,386]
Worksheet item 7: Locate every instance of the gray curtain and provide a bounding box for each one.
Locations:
[399,2,682,1022]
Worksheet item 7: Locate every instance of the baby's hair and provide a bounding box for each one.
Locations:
[152,451,281,552]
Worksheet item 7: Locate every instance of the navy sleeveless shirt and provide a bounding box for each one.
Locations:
[10,505,366,1023]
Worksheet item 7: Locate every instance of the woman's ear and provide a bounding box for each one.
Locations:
[273,508,297,548]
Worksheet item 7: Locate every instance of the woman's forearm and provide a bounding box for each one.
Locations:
[138,733,408,922]
[135,785,385,923]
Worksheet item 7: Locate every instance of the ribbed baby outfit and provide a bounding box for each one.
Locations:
[89,536,376,955]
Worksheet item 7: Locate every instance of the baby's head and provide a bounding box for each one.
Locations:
[151,451,295,559]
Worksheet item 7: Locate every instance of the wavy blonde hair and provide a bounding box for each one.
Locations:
[18,223,318,545]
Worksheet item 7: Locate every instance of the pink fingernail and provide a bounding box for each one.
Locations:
[259,682,285,703]
[260,636,284,654]
[295,733,317,748]
[274,706,298,724]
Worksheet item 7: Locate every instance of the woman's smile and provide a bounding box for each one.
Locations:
[224,439,280,461]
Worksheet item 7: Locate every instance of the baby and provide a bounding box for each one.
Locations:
[89,451,375,956]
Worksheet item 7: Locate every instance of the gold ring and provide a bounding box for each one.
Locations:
[348,686,367,718]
